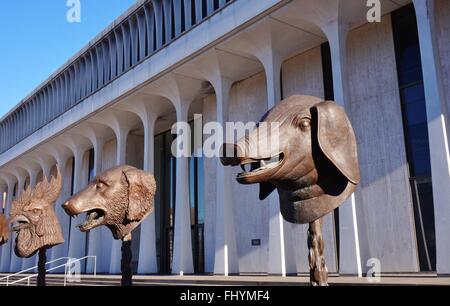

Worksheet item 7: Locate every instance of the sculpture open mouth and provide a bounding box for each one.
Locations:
[10,215,30,232]
[237,152,284,183]
[76,209,106,232]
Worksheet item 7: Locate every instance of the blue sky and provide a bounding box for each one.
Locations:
[0,0,137,118]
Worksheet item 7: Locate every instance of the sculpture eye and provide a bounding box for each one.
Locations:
[293,116,311,131]
[96,180,109,190]
[299,118,311,131]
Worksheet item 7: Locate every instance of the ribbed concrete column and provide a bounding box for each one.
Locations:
[261,48,296,276]
[9,170,26,272]
[86,138,105,273]
[21,166,40,270]
[0,184,6,214]
[31,160,56,270]
[172,105,194,275]
[0,177,15,272]
[0,183,8,264]
[213,77,239,275]
[0,184,5,266]
[67,148,88,261]
[110,124,132,274]
[138,110,158,274]
[323,19,362,276]
[26,168,38,189]
[48,154,70,264]
[413,0,450,274]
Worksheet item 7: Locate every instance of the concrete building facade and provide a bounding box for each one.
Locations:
[1,0,449,276]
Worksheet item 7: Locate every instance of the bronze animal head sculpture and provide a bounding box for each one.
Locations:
[9,169,64,258]
[221,95,360,286]
[0,213,8,245]
[221,95,360,224]
[62,165,156,240]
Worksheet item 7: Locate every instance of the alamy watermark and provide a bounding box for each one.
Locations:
[65,257,81,283]
[367,0,381,23]
[66,0,381,25]
[170,115,281,158]
[366,258,381,283]
[66,0,81,23]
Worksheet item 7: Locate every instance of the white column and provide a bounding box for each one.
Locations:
[49,156,70,264]
[213,77,239,275]
[0,184,6,214]
[10,172,26,272]
[0,184,5,266]
[324,20,362,276]
[67,148,87,260]
[172,105,194,275]
[86,138,105,273]
[138,112,158,274]
[109,126,130,274]
[0,179,14,272]
[261,50,296,276]
[21,168,39,271]
[93,139,105,175]
[413,0,450,274]
[0,185,5,235]
[28,169,38,189]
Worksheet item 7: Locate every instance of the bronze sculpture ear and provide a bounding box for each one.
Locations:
[314,101,360,185]
[123,168,156,221]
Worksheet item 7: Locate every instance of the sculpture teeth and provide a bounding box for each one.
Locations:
[77,211,98,228]
[88,211,98,221]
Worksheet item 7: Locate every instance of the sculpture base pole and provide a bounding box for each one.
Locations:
[37,248,47,287]
[308,217,328,286]
[121,233,133,286]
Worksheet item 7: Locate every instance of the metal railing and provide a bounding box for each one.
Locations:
[0,256,96,286]
[0,257,69,285]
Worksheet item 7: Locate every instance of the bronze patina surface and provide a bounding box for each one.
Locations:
[9,169,64,258]
[63,165,156,241]
[63,165,156,286]
[221,95,360,286]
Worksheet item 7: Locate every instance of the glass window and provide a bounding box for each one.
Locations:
[153,131,176,274]
[188,119,204,273]
[88,148,95,182]
[392,4,436,271]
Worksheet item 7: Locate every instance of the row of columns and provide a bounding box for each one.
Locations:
[0,0,374,277]
[1,0,449,276]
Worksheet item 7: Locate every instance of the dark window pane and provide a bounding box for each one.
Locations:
[88,148,95,182]
[398,46,423,85]
[401,86,427,126]
[407,123,431,177]
[392,4,435,271]
[392,4,423,86]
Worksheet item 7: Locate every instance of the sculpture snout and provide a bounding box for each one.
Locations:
[62,198,84,216]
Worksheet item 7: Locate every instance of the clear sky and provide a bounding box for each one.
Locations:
[0,0,137,118]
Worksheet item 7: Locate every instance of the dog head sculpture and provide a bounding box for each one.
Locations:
[9,169,64,257]
[0,214,8,245]
[62,165,156,240]
[221,95,360,224]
